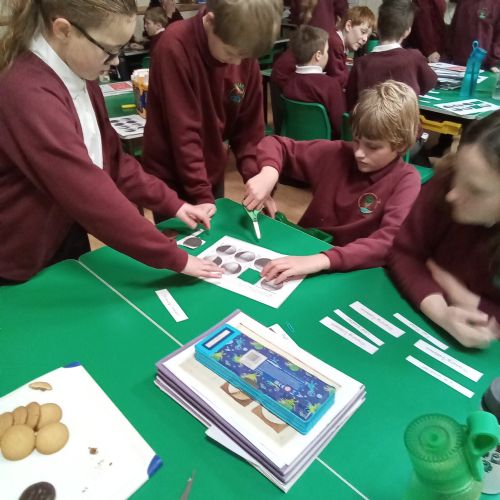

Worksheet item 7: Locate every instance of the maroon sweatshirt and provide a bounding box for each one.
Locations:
[450,0,500,68]
[283,71,346,138]
[405,0,447,58]
[0,52,188,282]
[142,12,264,205]
[388,170,500,321]
[257,137,421,271]
[290,0,348,33]
[271,30,348,92]
[346,48,438,110]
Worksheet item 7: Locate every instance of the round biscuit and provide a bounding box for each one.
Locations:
[0,412,13,441]
[0,424,35,460]
[35,422,69,455]
[25,402,41,430]
[13,406,28,425]
[37,403,62,430]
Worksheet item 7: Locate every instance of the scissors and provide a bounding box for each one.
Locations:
[244,206,261,240]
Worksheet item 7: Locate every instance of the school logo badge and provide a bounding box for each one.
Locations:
[358,192,380,215]
[477,7,488,20]
[228,82,246,104]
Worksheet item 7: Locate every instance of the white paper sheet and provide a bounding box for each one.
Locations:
[333,309,384,346]
[349,301,405,338]
[320,317,378,355]
[196,236,304,308]
[155,289,188,322]
[393,313,448,350]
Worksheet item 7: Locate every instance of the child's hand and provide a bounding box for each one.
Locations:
[176,203,213,230]
[128,42,144,50]
[441,306,495,349]
[427,51,440,63]
[196,203,217,219]
[263,197,277,219]
[181,254,222,279]
[491,66,500,73]
[243,166,279,211]
[261,254,330,284]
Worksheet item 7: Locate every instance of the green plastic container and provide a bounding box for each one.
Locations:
[404,412,499,499]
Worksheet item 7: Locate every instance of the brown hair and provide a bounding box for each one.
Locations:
[0,0,137,72]
[351,80,420,151]
[290,25,328,65]
[339,6,376,31]
[377,0,414,42]
[144,6,168,27]
[206,0,283,58]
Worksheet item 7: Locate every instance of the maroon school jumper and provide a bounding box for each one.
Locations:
[450,0,500,68]
[257,137,421,271]
[388,171,500,321]
[0,52,188,282]
[142,11,264,205]
[405,0,446,58]
[271,31,348,92]
[283,71,346,138]
[290,0,348,33]
[148,31,163,58]
[346,47,438,110]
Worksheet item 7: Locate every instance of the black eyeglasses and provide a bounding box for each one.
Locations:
[69,21,123,64]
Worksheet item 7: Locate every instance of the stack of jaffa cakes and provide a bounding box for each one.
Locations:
[0,399,69,461]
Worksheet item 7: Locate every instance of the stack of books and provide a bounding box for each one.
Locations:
[155,311,365,491]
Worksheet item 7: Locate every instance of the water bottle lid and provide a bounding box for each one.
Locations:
[483,378,500,419]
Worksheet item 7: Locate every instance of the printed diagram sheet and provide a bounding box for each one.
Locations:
[197,236,303,308]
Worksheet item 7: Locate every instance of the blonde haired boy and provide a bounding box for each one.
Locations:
[244,80,421,283]
[142,0,283,214]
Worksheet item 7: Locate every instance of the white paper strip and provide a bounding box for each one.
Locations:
[333,309,384,346]
[349,301,405,338]
[155,289,188,322]
[320,317,378,354]
[406,356,474,398]
[393,313,448,350]
[414,340,483,382]
[269,324,298,347]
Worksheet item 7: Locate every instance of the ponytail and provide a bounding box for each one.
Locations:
[0,0,41,72]
[0,0,137,72]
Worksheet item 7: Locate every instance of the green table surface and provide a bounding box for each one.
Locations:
[419,71,499,120]
[78,198,500,498]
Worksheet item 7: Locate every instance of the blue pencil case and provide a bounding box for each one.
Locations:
[194,324,336,434]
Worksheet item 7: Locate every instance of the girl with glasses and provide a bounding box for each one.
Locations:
[0,0,222,284]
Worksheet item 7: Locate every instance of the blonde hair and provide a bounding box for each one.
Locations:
[206,0,283,58]
[0,0,137,72]
[144,6,168,27]
[339,6,376,31]
[290,25,328,65]
[351,80,420,151]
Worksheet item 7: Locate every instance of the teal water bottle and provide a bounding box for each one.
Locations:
[404,412,499,499]
[460,41,487,98]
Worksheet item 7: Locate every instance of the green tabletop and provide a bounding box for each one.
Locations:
[78,198,500,498]
[419,72,499,120]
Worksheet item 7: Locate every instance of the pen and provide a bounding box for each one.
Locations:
[120,104,136,109]
[180,470,196,500]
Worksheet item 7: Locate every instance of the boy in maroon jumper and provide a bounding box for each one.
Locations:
[271,6,375,91]
[450,0,499,71]
[283,25,345,138]
[346,0,437,110]
[0,0,221,284]
[405,0,446,63]
[142,0,282,216]
[388,111,500,349]
[243,81,421,283]
[143,7,168,56]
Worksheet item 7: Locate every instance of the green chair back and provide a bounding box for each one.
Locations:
[280,96,332,140]
[142,56,151,69]
[341,112,352,141]
[366,39,379,53]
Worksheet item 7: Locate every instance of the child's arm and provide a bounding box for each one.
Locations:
[416,50,438,94]
[244,135,341,208]
[228,60,265,182]
[410,2,446,61]
[324,168,421,271]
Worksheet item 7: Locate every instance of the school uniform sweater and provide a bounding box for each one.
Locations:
[148,31,164,57]
[346,47,438,110]
[257,137,421,271]
[142,11,264,205]
[0,52,188,282]
[450,0,500,68]
[290,0,348,33]
[282,69,346,138]
[271,31,348,93]
[388,171,500,321]
[405,0,446,58]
